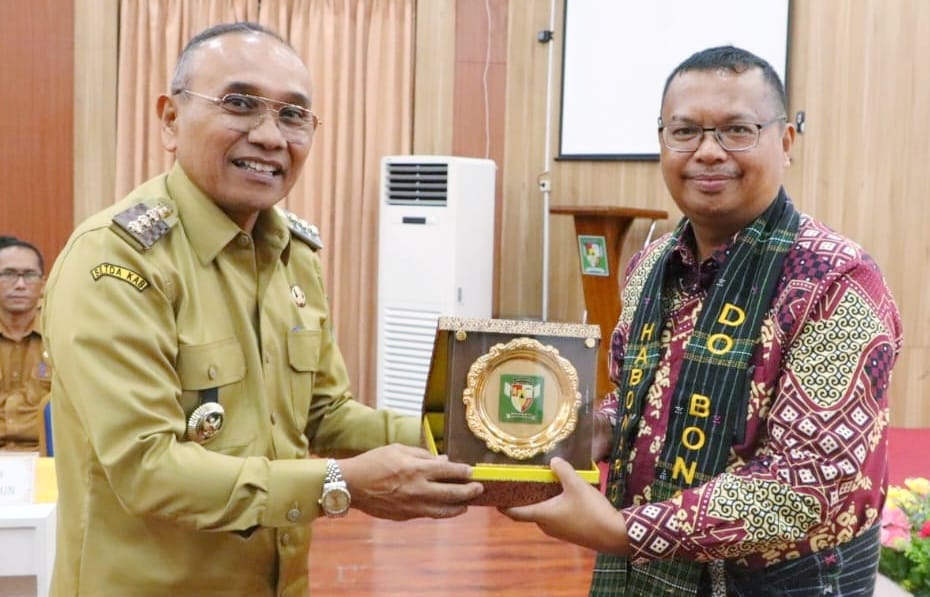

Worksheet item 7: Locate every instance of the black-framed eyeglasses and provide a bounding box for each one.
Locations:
[178,89,322,143]
[658,116,787,152]
[0,269,43,285]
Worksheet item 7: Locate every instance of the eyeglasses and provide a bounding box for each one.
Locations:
[658,116,787,152]
[179,89,321,143]
[0,269,43,285]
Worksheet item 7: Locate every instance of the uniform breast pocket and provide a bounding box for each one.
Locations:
[31,358,52,393]
[287,328,321,425]
[3,359,50,431]
[176,337,251,452]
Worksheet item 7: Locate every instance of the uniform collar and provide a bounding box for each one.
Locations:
[254,209,293,265]
[0,309,41,342]
[166,164,290,265]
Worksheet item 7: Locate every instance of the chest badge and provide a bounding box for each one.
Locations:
[187,402,225,443]
[291,285,307,308]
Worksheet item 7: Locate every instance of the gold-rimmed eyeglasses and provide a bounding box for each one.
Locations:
[0,269,43,285]
[178,89,321,143]
[658,116,787,152]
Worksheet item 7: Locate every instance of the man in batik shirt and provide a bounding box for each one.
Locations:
[501,46,902,597]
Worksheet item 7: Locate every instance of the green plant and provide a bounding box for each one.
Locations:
[880,477,930,596]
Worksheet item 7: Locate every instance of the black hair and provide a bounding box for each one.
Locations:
[169,22,292,95]
[661,45,787,116]
[0,236,45,273]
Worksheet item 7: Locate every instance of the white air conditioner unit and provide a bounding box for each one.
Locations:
[376,155,496,416]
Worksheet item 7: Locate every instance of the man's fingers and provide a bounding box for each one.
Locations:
[549,457,575,479]
[423,479,484,504]
[431,503,469,519]
[392,443,437,459]
[500,503,539,522]
[548,457,584,491]
[417,456,475,482]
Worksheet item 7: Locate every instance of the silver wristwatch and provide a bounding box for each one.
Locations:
[318,459,351,518]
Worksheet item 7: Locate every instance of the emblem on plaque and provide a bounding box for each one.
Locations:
[500,375,544,424]
[462,337,581,460]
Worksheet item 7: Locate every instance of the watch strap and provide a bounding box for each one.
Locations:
[324,458,344,484]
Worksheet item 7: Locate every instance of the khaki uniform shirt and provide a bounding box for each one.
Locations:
[43,164,419,596]
[0,314,50,450]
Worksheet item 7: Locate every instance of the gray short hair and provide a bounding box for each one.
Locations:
[169,22,292,95]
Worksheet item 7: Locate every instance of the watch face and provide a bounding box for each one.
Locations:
[323,487,350,515]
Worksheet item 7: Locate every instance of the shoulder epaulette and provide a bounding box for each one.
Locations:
[277,207,324,252]
[110,199,178,252]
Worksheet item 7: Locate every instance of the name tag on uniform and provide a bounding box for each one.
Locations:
[0,453,38,505]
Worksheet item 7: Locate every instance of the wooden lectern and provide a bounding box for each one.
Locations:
[549,206,669,400]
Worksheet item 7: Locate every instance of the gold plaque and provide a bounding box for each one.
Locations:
[462,337,580,460]
[422,317,602,507]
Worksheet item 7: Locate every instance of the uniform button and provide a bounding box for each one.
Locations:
[270,412,277,425]
[237,234,251,248]
[286,508,301,522]
[280,533,290,546]
[264,353,271,364]
[207,366,218,380]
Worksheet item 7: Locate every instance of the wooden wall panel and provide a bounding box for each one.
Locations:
[497,0,552,318]
[413,1,456,155]
[0,0,74,267]
[452,0,508,314]
[893,348,930,426]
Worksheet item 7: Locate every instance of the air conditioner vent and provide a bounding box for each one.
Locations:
[378,306,440,415]
[385,163,448,205]
[377,155,495,416]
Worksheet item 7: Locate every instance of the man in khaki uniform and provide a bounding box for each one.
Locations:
[43,23,482,596]
[0,236,50,452]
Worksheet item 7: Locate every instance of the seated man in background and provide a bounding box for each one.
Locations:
[0,235,50,453]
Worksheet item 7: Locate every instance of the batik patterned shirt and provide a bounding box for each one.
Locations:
[599,214,903,569]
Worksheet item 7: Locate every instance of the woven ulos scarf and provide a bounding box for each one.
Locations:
[590,190,799,597]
